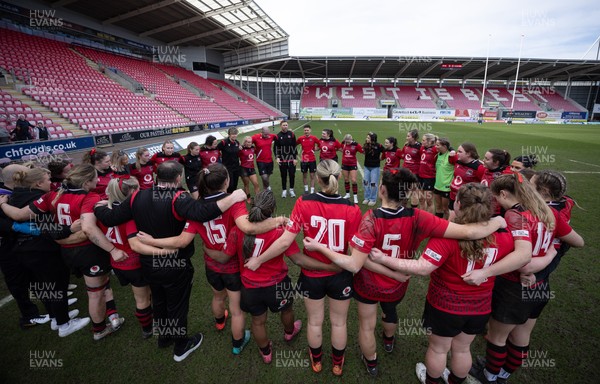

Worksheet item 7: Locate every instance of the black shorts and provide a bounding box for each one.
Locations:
[433,188,450,199]
[449,199,455,210]
[242,167,256,177]
[205,267,241,292]
[491,277,550,325]
[418,177,436,191]
[257,162,274,176]
[341,165,358,171]
[241,275,294,316]
[298,271,353,301]
[301,161,317,173]
[114,268,148,288]
[61,244,111,277]
[423,300,490,337]
[353,290,402,324]
[186,177,199,193]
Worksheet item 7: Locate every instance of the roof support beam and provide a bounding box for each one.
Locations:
[347,59,356,81]
[371,59,385,79]
[206,29,280,48]
[103,0,181,25]
[168,16,264,45]
[140,2,250,37]
[418,60,443,79]
[393,61,413,79]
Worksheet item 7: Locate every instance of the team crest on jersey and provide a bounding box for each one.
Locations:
[351,235,365,248]
[342,286,352,297]
[424,248,442,262]
[90,265,100,274]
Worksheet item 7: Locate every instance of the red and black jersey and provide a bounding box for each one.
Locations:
[183,192,247,274]
[91,169,113,200]
[341,142,364,167]
[449,156,486,201]
[297,135,320,162]
[350,207,449,302]
[481,165,512,214]
[401,143,422,174]
[30,187,101,248]
[382,148,403,170]
[199,148,221,169]
[418,145,438,178]
[252,133,277,163]
[129,162,155,190]
[150,152,183,167]
[501,204,572,283]
[548,196,574,249]
[224,226,300,289]
[99,217,140,270]
[422,229,514,315]
[239,147,256,169]
[287,193,362,278]
[318,138,342,161]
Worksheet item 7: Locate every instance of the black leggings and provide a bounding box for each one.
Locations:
[279,162,296,190]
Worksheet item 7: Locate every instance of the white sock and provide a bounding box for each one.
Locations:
[484,369,498,382]
[304,185,308,191]
[498,368,511,380]
[58,321,70,331]
[267,186,272,191]
[310,187,314,193]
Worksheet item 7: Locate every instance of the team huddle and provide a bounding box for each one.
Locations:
[0,122,585,383]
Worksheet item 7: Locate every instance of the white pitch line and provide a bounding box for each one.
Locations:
[357,163,365,179]
[568,159,600,168]
[0,295,14,309]
[563,171,600,174]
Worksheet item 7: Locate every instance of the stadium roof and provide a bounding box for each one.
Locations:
[225,56,600,83]
[42,0,288,50]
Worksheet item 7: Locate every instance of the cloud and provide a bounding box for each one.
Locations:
[257,0,600,59]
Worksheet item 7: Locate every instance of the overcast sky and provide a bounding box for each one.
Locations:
[256,0,600,60]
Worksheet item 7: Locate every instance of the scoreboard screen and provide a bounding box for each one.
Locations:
[440,63,463,69]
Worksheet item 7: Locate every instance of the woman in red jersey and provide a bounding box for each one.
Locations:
[130,147,155,190]
[449,143,485,212]
[0,164,128,341]
[401,129,422,177]
[510,155,538,173]
[368,184,520,384]
[416,133,438,213]
[199,135,221,170]
[481,149,513,216]
[296,125,320,194]
[303,170,507,377]
[341,134,364,204]
[239,136,260,200]
[150,140,183,167]
[245,160,362,377]
[100,177,155,339]
[136,163,285,355]
[82,148,112,199]
[222,190,305,363]
[182,142,202,199]
[110,150,130,178]
[468,174,583,384]
[318,129,342,163]
[381,136,403,171]
[48,160,73,191]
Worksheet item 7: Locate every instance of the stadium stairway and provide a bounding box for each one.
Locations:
[0,86,86,137]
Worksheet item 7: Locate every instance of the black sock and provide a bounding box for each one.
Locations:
[448,371,466,384]
[332,346,345,365]
[426,372,443,384]
[92,320,106,333]
[364,355,377,367]
[105,299,117,317]
[232,335,245,348]
[310,346,323,362]
[260,344,271,355]
[215,315,226,324]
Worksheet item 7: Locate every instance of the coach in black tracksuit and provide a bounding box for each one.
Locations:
[217,127,241,194]
[274,121,297,196]
[94,162,246,361]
